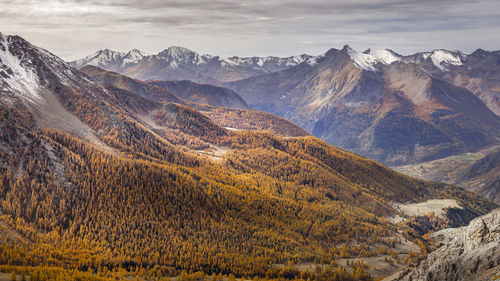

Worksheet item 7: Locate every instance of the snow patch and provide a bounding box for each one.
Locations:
[0,34,43,103]
[159,46,206,65]
[73,49,125,68]
[305,54,324,66]
[221,57,237,66]
[122,49,147,66]
[224,54,313,69]
[368,49,401,64]
[347,47,402,71]
[428,50,465,71]
[347,47,380,71]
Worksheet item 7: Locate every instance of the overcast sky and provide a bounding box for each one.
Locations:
[1,0,499,60]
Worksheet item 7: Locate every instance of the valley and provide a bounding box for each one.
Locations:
[393,145,500,203]
[0,31,499,281]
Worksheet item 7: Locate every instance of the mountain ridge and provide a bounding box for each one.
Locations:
[70,46,315,85]
[1,32,498,281]
[225,46,500,165]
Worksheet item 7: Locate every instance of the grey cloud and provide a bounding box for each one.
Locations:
[0,0,498,60]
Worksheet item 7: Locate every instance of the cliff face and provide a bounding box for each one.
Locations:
[398,208,500,281]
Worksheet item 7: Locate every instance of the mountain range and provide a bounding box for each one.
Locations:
[70,47,313,85]
[72,45,500,167]
[227,46,500,165]
[1,32,499,280]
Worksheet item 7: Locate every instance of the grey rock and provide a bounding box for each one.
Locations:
[398,208,500,281]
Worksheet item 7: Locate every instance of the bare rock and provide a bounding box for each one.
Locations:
[398,208,500,281]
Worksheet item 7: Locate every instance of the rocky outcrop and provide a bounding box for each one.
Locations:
[398,208,500,281]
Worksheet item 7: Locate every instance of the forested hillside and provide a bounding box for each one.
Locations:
[0,33,497,281]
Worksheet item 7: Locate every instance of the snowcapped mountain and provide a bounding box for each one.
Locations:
[405,49,467,71]
[346,46,402,71]
[226,45,500,165]
[223,54,313,71]
[157,46,206,67]
[72,49,126,69]
[0,32,126,146]
[122,49,148,66]
[70,44,473,89]
[69,43,500,166]
[0,33,42,103]
[70,45,485,84]
[418,49,500,116]
[1,32,102,106]
[70,47,315,85]
[343,45,467,72]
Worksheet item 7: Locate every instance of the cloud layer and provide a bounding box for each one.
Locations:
[1,0,499,59]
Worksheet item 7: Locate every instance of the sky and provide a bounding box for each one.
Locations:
[1,0,499,60]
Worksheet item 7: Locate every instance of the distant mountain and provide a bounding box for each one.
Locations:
[80,65,249,109]
[460,150,500,203]
[393,146,500,204]
[79,65,307,137]
[71,45,500,166]
[70,46,314,85]
[146,80,248,109]
[1,32,498,281]
[225,45,500,165]
[417,49,500,116]
[72,46,500,117]
[349,48,500,116]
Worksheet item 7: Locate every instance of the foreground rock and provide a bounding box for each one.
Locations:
[398,208,500,281]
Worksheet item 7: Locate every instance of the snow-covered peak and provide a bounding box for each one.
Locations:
[122,49,147,66]
[159,46,196,58]
[346,46,380,71]
[428,49,466,71]
[408,49,467,71]
[276,54,314,67]
[73,49,125,68]
[344,45,402,71]
[224,54,314,69]
[288,54,310,65]
[347,46,403,71]
[126,48,147,58]
[158,46,206,66]
[367,49,402,64]
[0,33,43,103]
[305,54,324,66]
[1,33,106,106]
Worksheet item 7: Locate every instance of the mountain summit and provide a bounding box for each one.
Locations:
[1,32,498,281]
[226,46,500,165]
[70,47,315,85]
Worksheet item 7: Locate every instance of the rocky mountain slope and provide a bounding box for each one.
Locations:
[1,32,498,280]
[78,65,307,137]
[460,150,500,203]
[398,208,500,281]
[72,45,500,166]
[80,65,249,109]
[226,45,500,165]
[70,46,313,85]
[412,49,500,116]
[393,146,500,204]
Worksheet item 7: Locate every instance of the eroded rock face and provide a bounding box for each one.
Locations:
[398,208,500,281]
